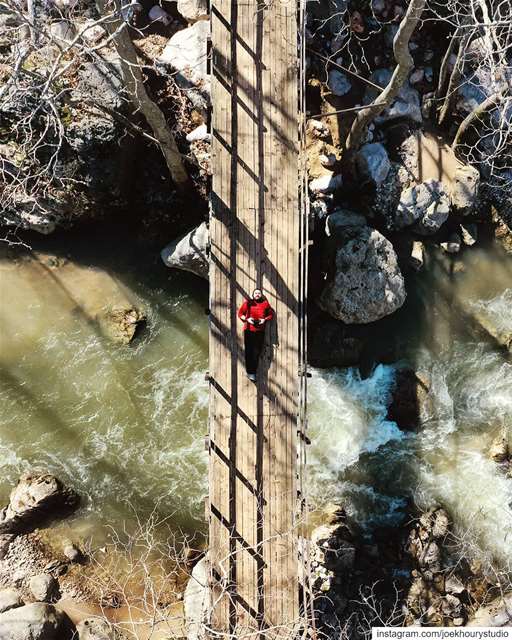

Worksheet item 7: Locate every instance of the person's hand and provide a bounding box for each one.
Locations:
[240,315,246,322]
[258,318,265,325]
[247,317,255,325]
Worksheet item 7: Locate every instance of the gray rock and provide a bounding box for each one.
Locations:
[76,617,124,639]
[364,68,422,124]
[184,557,210,640]
[0,602,68,640]
[29,574,60,603]
[450,165,480,212]
[0,589,23,614]
[0,473,80,535]
[355,142,390,186]
[325,209,367,243]
[48,20,76,44]
[161,222,209,279]
[309,173,342,194]
[158,21,210,106]
[318,223,406,324]
[328,70,351,96]
[394,180,450,233]
[76,61,124,111]
[177,0,208,22]
[62,541,83,563]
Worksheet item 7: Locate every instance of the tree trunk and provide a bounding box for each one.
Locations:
[438,30,471,125]
[344,0,426,153]
[96,0,189,188]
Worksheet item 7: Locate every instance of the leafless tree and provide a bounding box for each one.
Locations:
[0,0,189,237]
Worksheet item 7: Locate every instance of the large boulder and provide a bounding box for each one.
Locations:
[0,602,71,640]
[394,179,450,233]
[450,165,480,213]
[158,21,210,115]
[0,474,80,535]
[318,212,406,324]
[0,588,23,614]
[355,142,390,186]
[328,70,352,96]
[161,222,209,279]
[177,0,208,22]
[364,68,422,124]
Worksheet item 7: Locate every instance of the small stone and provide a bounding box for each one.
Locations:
[319,154,336,168]
[148,5,172,25]
[29,574,60,603]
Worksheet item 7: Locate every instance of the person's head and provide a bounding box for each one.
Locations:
[252,288,264,301]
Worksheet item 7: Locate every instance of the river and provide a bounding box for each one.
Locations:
[0,229,510,564]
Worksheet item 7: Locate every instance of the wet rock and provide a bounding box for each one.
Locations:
[394,180,450,233]
[355,142,390,186]
[29,574,60,603]
[318,221,406,324]
[0,474,80,535]
[76,617,124,639]
[387,368,431,430]
[328,70,351,96]
[309,173,342,194]
[103,306,146,344]
[364,68,422,124]
[308,320,364,368]
[0,588,23,614]
[161,222,209,279]
[177,0,208,22]
[450,165,480,212]
[0,602,71,640]
[440,232,462,254]
[489,433,509,463]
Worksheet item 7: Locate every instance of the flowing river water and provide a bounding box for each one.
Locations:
[0,229,511,564]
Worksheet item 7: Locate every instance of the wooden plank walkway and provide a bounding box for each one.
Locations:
[208,0,301,636]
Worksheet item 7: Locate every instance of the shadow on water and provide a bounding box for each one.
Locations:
[0,222,210,541]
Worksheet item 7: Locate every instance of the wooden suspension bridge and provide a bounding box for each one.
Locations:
[207,0,310,636]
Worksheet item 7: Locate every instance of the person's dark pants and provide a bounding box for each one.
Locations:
[244,330,265,375]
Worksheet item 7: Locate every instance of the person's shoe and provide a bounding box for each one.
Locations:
[247,373,257,382]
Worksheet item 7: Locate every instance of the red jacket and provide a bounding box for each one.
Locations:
[238,298,274,332]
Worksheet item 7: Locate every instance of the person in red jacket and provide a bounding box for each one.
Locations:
[238,289,274,381]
